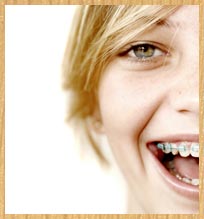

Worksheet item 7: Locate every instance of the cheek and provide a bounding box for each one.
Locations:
[98,70,161,141]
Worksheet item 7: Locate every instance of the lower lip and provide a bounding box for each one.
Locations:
[147,143,199,200]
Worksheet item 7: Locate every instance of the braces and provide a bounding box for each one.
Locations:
[157,142,199,153]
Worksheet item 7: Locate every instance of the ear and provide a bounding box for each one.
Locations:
[89,108,105,134]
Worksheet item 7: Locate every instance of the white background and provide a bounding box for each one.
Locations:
[5,6,127,214]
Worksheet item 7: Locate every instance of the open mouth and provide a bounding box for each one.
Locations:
[147,136,199,199]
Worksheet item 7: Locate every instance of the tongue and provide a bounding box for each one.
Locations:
[173,155,199,179]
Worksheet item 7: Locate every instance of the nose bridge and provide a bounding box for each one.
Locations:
[165,5,199,115]
[168,62,199,114]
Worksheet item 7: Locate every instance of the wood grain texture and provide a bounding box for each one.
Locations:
[2,0,202,5]
[2,215,202,219]
[199,2,204,216]
[0,1,5,219]
[1,1,203,219]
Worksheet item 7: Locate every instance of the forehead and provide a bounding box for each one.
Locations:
[166,6,199,31]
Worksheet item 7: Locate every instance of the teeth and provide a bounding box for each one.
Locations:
[164,160,199,186]
[171,143,178,155]
[157,143,164,150]
[191,178,199,186]
[163,143,171,153]
[175,173,182,180]
[157,142,199,158]
[178,142,190,157]
[182,177,191,184]
[190,143,199,157]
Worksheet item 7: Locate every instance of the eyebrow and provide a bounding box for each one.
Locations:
[155,18,181,30]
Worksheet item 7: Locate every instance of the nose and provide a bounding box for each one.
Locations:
[168,64,199,116]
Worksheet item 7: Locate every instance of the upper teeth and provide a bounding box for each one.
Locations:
[157,142,199,158]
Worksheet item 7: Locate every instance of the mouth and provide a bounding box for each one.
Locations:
[147,135,199,199]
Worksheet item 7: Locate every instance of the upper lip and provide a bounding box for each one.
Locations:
[147,133,199,144]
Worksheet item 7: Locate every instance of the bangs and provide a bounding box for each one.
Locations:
[102,6,179,55]
[83,5,179,90]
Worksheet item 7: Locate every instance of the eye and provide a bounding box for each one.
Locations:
[128,44,164,59]
[118,42,170,71]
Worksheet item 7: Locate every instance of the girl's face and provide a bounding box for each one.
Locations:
[97,6,199,213]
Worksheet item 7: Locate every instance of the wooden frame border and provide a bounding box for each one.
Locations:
[0,1,203,219]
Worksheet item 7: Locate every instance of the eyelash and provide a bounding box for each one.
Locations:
[119,42,169,64]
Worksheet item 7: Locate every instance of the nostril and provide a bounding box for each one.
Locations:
[172,96,199,114]
[178,109,190,113]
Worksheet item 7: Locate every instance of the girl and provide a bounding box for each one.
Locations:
[63,5,199,213]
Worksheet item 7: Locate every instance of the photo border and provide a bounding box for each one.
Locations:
[0,0,203,218]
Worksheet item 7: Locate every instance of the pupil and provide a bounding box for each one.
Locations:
[134,45,154,58]
[140,46,147,52]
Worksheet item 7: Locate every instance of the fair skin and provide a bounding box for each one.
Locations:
[97,6,199,213]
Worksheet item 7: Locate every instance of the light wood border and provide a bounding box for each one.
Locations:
[0,1,203,219]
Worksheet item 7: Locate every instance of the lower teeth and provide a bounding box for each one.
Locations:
[164,161,199,186]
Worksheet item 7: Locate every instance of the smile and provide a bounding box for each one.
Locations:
[147,134,199,199]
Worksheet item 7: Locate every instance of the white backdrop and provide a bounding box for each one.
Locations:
[5,5,127,214]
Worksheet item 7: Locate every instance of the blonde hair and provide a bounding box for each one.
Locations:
[62,5,179,163]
